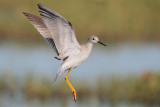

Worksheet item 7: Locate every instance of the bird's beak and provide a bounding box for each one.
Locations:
[98,41,106,46]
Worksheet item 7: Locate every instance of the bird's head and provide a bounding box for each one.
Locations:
[88,35,106,46]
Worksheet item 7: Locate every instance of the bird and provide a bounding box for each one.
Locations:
[23,3,106,102]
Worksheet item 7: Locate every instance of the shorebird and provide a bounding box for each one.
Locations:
[23,3,106,102]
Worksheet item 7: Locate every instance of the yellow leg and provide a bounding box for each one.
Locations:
[65,69,77,102]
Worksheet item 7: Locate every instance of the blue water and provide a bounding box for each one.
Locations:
[0,42,160,107]
[0,42,160,81]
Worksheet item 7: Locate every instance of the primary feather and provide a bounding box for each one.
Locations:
[23,4,81,60]
[37,3,80,60]
[23,12,59,55]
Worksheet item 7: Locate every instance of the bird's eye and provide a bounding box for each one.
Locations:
[93,38,94,40]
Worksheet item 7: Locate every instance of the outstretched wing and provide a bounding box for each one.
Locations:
[23,12,59,55]
[38,3,80,59]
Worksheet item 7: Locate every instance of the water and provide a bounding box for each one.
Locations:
[0,42,160,80]
[0,42,160,107]
[0,94,156,107]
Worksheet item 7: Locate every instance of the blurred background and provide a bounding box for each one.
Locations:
[0,0,160,107]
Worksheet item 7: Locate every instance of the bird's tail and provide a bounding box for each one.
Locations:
[54,67,65,82]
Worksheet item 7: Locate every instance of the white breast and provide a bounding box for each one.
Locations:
[66,43,93,69]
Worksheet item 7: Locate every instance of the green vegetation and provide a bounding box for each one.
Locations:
[0,0,160,43]
[0,72,160,104]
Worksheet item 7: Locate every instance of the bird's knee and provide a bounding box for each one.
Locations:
[72,90,76,93]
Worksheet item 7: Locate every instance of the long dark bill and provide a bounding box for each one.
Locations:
[98,41,106,46]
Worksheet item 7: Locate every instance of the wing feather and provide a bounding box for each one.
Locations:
[23,12,59,55]
[23,12,51,38]
[38,4,80,59]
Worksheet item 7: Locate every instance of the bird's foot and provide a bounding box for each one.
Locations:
[72,90,77,102]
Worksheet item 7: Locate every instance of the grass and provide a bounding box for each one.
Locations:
[0,0,160,43]
[0,71,160,104]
